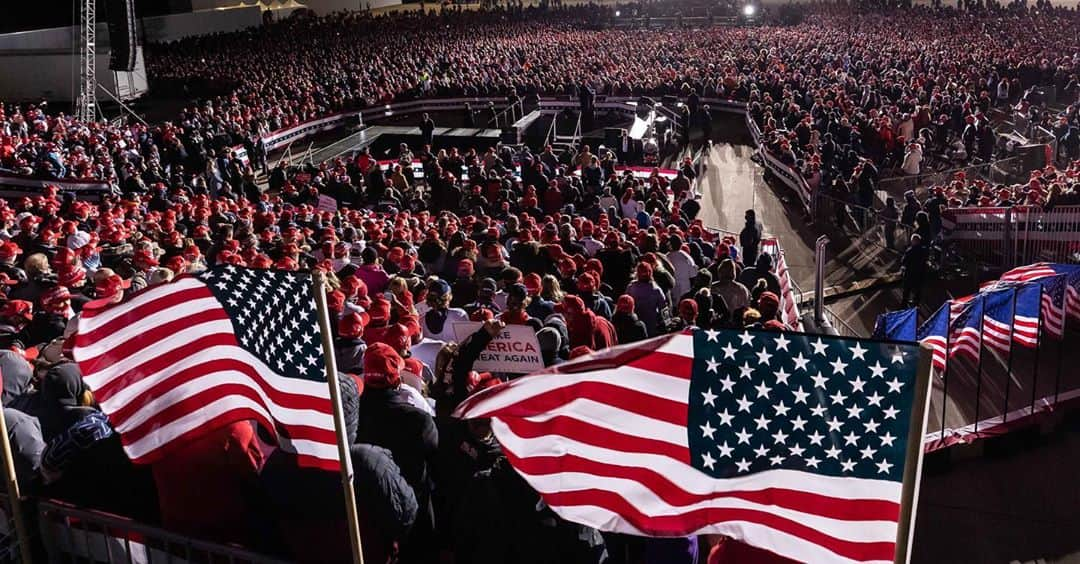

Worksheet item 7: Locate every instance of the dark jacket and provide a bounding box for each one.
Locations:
[611,311,648,344]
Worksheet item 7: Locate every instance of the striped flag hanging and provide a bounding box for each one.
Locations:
[72,267,339,470]
[995,263,1058,285]
[456,329,925,563]
[917,303,950,371]
[949,296,984,362]
[1039,275,1066,340]
[981,289,1015,356]
[993,263,1080,323]
[1013,282,1042,349]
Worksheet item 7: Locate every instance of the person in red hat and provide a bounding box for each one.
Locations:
[611,294,648,344]
[625,261,668,337]
[0,241,25,282]
[356,342,438,562]
[555,294,617,350]
[28,285,71,345]
[335,311,369,373]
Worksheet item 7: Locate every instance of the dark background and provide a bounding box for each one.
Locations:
[2,0,192,34]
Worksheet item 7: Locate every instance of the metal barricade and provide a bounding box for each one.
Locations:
[36,499,290,564]
[1012,205,1080,266]
[813,191,914,254]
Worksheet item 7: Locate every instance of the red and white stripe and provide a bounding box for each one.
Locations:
[1067,285,1080,323]
[981,316,1012,355]
[949,298,972,324]
[998,263,1057,284]
[767,240,802,331]
[921,336,948,371]
[949,326,981,361]
[457,333,903,564]
[1013,313,1040,348]
[72,277,338,470]
[1041,293,1064,339]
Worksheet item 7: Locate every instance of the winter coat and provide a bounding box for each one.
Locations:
[611,311,648,344]
[626,280,668,336]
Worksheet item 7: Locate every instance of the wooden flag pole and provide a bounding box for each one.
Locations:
[893,344,933,564]
[0,404,35,564]
[311,272,366,564]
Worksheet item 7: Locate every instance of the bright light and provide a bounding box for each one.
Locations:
[742,4,756,16]
[615,10,621,16]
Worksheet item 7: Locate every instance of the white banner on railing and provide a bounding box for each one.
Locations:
[0,171,111,196]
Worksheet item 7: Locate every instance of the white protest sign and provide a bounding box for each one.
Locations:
[453,322,544,374]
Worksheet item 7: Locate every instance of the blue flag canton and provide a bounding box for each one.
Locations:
[688,329,919,481]
[199,266,326,382]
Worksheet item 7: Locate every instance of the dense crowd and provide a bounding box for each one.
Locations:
[1,2,1078,195]
[0,133,798,563]
[0,2,1079,563]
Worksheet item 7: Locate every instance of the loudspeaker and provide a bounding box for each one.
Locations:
[107,0,137,72]
[604,128,625,147]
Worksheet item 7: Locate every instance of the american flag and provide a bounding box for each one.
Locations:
[72,266,339,470]
[995,263,1058,285]
[1039,275,1066,340]
[456,329,922,563]
[981,289,1015,356]
[917,304,950,371]
[994,263,1080,322]
[1013,282,1042,348]
[949,296,984,362]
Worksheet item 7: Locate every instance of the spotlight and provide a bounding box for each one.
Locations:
[742,4,756,16]
[615,10,621,16]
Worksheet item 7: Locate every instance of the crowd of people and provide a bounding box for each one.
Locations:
[0,2,1079,563]
[0,144,793,563]
[1,2,1077,194]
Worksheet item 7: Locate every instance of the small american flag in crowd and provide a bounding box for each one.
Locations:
[72,266,339,470]
[456,329,923,563]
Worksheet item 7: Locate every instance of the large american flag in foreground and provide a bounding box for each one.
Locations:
[456,329,922,563]
[72,266,338,470]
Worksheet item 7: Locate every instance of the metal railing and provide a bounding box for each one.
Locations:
[875,155,1029,200]
[487,99,524,129]
[36,498,290,564]
[813,190,915,254]
[942,204,1080,269]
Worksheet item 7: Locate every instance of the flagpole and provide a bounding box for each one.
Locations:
[1030,288,1043,417]
[940,322,951,442]
[894,344,934,564]
[1052,309,1066,407]
[0,406,34,564]
[312,271,366,564]
[1002,289,1016,424]
[973,308,985,436]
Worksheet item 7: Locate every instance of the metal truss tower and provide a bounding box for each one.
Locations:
[76,0,97,123]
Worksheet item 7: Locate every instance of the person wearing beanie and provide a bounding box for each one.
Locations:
[625,261,668,337]
[335,311,369,373]
[450,259,479,309]
[523,272,555,320]
[756,291,782,324]
[611,294,648,344]
[673,298,700,330]
[356,342,439,562]
[594,231,635,293]
[575,271,613,320]
[555,294,618,351]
